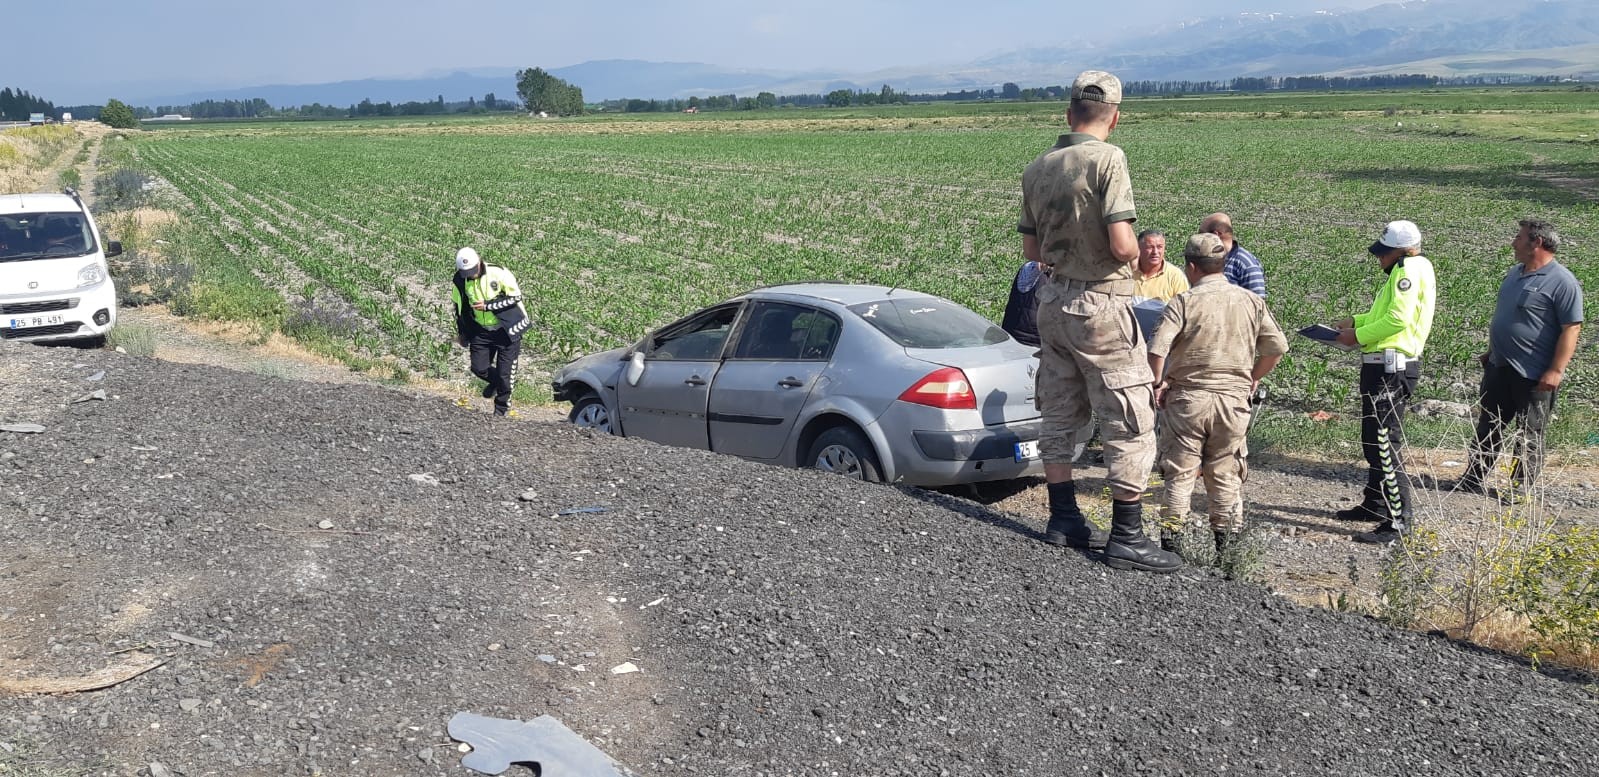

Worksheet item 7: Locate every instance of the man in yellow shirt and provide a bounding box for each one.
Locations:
[1333,221,1436,543]
[1133,229,1189,302]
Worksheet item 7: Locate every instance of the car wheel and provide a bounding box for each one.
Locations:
[807,426,882,483]
[568,394,614,435]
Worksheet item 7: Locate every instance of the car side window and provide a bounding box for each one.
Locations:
[733,302,841,361]
[649,305,740,361]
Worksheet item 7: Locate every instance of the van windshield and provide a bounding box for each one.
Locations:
[0,212,95,262]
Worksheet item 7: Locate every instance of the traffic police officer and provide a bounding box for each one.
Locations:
[451,247,530,417]
[1333,221,1436,543]
[1021,70,1180,573]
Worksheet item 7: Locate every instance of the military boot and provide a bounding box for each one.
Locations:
[1043,481,1107,549]
[1213,530,1234,557]
[1102,500,1182,573]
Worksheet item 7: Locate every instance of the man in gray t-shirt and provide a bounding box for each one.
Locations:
[1461,219,1584,494]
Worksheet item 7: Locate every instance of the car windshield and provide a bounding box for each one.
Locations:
[0,212,95,262]
[848,297,1009,349]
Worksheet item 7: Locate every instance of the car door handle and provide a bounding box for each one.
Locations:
[683,376,707,386]
[777,377,805,389]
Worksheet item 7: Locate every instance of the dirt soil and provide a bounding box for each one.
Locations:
[2,337,1598,777]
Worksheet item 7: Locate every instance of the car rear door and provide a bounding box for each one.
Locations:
[708,302,839,460]
[616,303,743,450]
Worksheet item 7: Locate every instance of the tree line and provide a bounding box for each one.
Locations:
[10,69,1580,127]
[0,88,57,121]
[601,73,1577,112]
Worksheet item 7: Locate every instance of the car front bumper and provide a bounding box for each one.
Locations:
[0,281,118,343]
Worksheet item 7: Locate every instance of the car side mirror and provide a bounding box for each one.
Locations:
[104,240,123,258]
[625,351,646,386]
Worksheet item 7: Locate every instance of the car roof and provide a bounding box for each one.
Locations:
[744,282,938,308]
[0,192,82,215]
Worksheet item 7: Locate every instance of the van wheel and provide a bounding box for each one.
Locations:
[807,426,882,483]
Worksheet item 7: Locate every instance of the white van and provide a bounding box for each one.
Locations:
[0,190,120,345]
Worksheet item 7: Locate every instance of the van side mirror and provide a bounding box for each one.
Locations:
[104,240,123,258]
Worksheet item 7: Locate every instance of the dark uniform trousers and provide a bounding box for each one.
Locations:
[1359,361,1420,519]
[1468,363,1556,490]
[469,329,522,414]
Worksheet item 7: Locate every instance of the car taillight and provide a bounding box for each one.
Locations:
[898,367,976,410]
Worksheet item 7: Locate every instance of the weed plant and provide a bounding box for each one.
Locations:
[105,324,157,357]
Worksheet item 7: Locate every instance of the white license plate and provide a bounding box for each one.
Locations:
[9,314,65,329]
[1014,440,1040,462]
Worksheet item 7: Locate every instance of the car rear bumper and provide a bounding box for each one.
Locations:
[913,419,1040,461]
[877,409,1043,487]
[0,282,117,343]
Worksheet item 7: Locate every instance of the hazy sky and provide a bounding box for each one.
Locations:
[15,0,1387,103]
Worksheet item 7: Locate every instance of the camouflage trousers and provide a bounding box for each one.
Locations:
[1035,282,1156,495]
[1157,389,1251,533]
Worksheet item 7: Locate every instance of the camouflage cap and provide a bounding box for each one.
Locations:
[1071,70,1122,105]
[1183,232,1226,260]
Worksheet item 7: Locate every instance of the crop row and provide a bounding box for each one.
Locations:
[131,112,1597,408]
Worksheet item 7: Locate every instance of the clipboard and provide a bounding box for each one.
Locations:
[1297,324,1356,351]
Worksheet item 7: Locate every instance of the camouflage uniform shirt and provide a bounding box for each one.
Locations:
[1147,275,1288,396]
[1018,133,1137,283]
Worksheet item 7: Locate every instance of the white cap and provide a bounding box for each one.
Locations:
[455,247,481,272]
[1370,220,1421,255]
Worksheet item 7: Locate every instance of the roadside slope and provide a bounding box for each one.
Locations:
[0,340,1594,776]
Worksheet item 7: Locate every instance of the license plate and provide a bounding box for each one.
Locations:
[9,314,65,329]
[1014,440,1040,462]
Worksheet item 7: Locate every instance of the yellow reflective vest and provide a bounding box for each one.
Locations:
[451,265,527,336]
[1353,256,1435,357]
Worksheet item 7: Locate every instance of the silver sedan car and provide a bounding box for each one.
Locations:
[550,282,1074,487]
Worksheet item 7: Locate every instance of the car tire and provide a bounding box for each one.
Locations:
[568,393,614,435]
[807,426,882,483]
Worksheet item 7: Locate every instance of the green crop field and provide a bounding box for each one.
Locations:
[125,89,1599,435]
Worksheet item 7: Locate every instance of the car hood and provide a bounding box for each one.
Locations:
[553,345,631,383]
[905,341,1039,425]
[0,256,100,298]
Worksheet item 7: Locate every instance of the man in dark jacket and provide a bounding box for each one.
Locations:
[1000,259,1048,346]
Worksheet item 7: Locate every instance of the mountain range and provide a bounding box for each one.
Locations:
[130,0,1598,108]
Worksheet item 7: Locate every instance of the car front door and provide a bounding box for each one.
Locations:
[617,304,743,450]
[709,302,840,460]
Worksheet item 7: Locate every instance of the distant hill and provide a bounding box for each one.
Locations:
[130,0,1598,109]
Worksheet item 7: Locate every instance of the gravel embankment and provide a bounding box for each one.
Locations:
[1,340,1594,776]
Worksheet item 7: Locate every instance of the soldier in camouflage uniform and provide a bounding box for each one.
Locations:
[1146,234,1288,555]
[1020,70,1180,573]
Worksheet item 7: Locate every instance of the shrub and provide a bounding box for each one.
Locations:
[94,168,150,211]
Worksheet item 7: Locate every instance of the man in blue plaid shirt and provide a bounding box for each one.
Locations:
[1201,213,1267,298]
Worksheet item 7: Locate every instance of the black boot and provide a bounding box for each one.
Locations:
[1160,531,1182,554]
[1102,500,1182,573]
[1356,484,1413,545]
[1334,472,1386,522]
[1213,530,1233,557]
[1354,520,1404,544]
[1333,499,1385,522]
[1044,481,1108,549]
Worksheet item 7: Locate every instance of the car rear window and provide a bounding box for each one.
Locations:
[848,298,1009,349]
